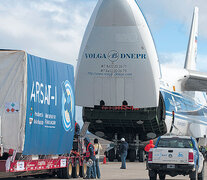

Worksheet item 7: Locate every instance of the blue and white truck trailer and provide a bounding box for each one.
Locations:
[0,50,87,178]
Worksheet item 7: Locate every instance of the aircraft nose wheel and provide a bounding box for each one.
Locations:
[129,149,136,162]
[138,149,145,162]
[108,149,115,162]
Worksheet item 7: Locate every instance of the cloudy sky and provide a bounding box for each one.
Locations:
[0,0,207,125]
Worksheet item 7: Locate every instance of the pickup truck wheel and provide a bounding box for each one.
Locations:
[57,168,64,178]
[158,173,166,180]
[149,170,157,180]
[150,176,157,180]
[190,169,198,180]
[198,163,205,180]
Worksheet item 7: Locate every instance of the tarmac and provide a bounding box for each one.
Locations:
[81,161,207,180]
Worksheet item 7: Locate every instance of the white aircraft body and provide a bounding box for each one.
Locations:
[75,0,207,161]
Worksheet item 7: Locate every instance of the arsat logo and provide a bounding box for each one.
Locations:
[107,50,119,62]
[61,80,75,132]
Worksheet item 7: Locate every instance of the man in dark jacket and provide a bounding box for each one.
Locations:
[73,121,80,151]
[119,138,128,169]
[75,121,80,136]
[84,137,96,179]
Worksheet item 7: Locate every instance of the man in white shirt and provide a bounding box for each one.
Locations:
[94,138,102,179]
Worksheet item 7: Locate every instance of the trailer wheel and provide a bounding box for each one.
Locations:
[72,160,80,178]
[80,160,87,178]
[63,160,73,179]
[57,168,64,178]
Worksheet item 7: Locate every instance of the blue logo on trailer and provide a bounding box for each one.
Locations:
[61,80,75,132]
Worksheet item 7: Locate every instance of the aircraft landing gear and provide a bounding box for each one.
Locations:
[135,134,145,162]
[138,148,145,162]
[108,148,115,162]
[128,149,136,162]
[106,134,145,162]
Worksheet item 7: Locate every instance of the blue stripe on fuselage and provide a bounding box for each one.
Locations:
[161,88,207,125]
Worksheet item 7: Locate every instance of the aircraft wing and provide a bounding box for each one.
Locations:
[183,70,207,91]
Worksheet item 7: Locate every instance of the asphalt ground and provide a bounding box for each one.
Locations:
[4,161,207,180]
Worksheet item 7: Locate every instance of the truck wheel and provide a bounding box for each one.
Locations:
[72,160,80,178]
[62,160,73,179]
[158,173,166,180]
[190,169,198,180]
[129,149,136,162]
[138,149,145,162]
[149,170,157,180]
[80,160,87,178]
[198,163,205,180]
[108,149,115,162]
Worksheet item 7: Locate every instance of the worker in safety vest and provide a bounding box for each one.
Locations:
[144,140,155,153]
[145,139,155,170]
[84,137,96,179]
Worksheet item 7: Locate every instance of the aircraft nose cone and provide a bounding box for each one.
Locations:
[75,0,160,108]
[94,0,136,26]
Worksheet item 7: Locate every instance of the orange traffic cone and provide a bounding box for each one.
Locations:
[103,155,106,164]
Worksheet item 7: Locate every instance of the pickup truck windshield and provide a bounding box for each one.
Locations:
[157,138,193,148]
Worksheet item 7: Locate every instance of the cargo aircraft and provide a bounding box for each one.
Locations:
[75,0,207,161]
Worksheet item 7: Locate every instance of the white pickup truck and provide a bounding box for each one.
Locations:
[148,136,205,180]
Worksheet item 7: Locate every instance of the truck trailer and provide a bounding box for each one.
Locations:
[0,50,87,178]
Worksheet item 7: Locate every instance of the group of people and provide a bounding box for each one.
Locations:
[83,136,129,179]
[74,121,102,179]
[79,120,154,178]
[84,137,102,179]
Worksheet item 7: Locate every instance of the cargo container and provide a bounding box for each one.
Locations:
[0,50,87,178]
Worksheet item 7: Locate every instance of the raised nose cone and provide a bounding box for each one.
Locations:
[75,0,160,108]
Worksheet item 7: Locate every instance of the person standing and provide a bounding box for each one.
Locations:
[94,138,102,179]
[144,139,155,170]
[75,121,80,136]
[144,139,155,153]
[73,121,80,151]
[119,138,128,169]
[84,137,96,179]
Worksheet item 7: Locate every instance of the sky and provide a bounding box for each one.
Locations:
[0,0,207,125]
